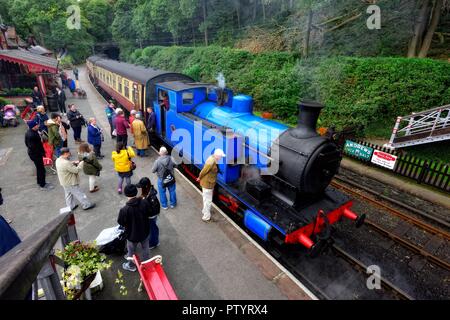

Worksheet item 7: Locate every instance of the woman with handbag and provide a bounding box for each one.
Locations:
[78,143,102,193]
[112,142,136,195]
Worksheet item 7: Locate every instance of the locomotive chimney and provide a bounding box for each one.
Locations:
[298,100,324,131]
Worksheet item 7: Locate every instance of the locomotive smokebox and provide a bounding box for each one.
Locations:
[273,100,341,204]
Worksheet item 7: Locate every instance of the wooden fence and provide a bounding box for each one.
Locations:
[343,140,450,193]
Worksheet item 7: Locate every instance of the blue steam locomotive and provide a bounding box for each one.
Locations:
[87,56,365,256]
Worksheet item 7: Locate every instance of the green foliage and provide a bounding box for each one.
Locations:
[297,57,450,132]
[127,46,300,118]
[57,241,112,300]
[0,88,33,96]
[402,141,450,165]
[59,56,74,69]
[0,97,12,106]
[115,270,128,296]
[127,45,450,136]
[6,0,95,64]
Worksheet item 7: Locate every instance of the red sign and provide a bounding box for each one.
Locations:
[371,150,397,170]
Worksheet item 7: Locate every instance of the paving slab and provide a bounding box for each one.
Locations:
[0,66,313,300]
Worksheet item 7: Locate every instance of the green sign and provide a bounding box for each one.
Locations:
[344,140,374,161]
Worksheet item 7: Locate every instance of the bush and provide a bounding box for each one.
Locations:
[0,88,33,96]
[59,56,74,69]
[127,46,450,134]
[297,57,450,132]
[0,97,12,106]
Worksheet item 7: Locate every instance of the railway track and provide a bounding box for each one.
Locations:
[332,176,450,272]
[331,245,414,300]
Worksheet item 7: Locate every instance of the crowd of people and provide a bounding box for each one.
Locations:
[19,80,226,273]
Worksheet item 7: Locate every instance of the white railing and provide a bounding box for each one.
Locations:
[385,104,450,149]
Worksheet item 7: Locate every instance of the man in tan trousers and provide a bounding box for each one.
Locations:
[196,149,226,222]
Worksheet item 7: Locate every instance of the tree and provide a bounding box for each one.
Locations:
[80,0,113,43]
[408,0,447,57]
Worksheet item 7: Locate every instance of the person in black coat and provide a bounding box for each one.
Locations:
[146,106,156,146]
[118,184,151,272]
[67,104,86,143]
[24,120,54,190]
[56,87,67,115]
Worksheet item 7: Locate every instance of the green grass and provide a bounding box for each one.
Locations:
[400,140,450,165]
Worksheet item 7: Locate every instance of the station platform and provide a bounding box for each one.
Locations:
[0,66,315,300]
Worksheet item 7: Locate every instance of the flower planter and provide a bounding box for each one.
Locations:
[69,273,97,300]
[262,112,273,119]
[57,241,112,300]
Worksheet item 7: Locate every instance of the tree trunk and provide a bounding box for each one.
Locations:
[203,0,208,46]
[253,0,258,21]
[236,5,241,29]
[407,0,431,57]
[192,20,196,47]
[303,9,313,58]
[418,0,444,57]
[262,0,266,21]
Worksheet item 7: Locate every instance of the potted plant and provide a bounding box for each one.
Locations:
[261,112,273,119]
[56,241,112,300]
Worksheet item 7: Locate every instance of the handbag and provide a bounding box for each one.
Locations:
[127,150,136,171]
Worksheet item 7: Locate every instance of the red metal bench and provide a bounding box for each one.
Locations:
[132,255,178,300]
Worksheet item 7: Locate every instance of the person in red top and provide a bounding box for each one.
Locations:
[161,91,169,110]
[129,110,137,129]
[114,109,130,147]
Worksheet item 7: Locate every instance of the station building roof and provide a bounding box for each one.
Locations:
[0,49,58,73]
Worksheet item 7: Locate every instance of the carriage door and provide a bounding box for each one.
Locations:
[132,83,139,110]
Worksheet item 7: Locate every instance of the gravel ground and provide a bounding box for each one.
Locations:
[334,221,449,299]
[338,167,450,224]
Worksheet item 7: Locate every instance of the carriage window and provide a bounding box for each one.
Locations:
[112,75,116,89]
[117,76,122,93]
[124,80,129,99]
[182,91,194,105]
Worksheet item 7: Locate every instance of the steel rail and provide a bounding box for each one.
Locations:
[364,219,450,271]
[331,245,414,300]
[331,176,450,239]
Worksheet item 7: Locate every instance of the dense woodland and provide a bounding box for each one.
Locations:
[1,0,449,162]
[1,0,449,61]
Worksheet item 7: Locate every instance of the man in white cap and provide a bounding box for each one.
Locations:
[196,148,226,222]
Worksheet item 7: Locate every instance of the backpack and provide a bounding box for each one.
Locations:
[146,187,160,217]
[162,164,175,188]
